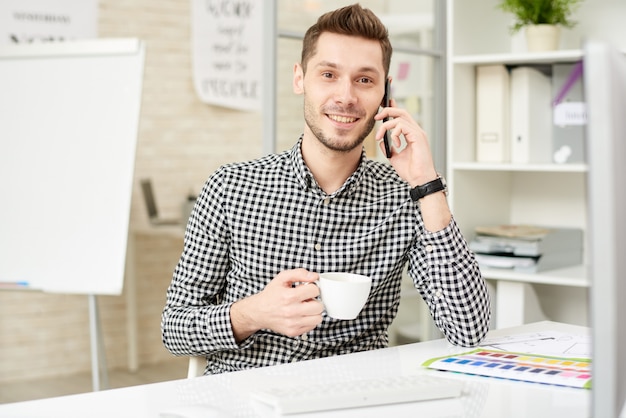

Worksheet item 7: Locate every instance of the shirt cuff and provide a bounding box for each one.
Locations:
[202,303,255,351]
[419,217,469,265]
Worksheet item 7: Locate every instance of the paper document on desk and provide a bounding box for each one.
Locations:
[480,330,591,358]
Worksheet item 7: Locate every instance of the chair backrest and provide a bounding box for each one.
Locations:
[187,356,205,378]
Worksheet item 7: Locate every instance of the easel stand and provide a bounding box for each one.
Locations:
[0,39,145,393]
[88,294,109,391]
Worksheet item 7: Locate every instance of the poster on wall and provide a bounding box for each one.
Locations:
[191,0,263,111]
[0,0,97,45]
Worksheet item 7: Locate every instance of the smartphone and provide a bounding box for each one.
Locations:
[382,78,392,158]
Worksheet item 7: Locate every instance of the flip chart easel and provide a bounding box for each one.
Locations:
[0,38,145,390]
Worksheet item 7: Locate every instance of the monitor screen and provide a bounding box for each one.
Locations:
[584,40,626,418]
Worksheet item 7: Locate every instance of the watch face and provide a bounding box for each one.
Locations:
[434,174,448,196]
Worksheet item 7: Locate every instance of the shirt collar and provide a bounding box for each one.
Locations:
[289,135,369,198]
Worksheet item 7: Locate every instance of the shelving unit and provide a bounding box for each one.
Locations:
[444,0,626,328]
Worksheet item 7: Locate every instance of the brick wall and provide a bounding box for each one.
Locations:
[0,0,264,383]
[0,0,388,383]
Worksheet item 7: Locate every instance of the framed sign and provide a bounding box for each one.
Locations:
[191,0,263,111]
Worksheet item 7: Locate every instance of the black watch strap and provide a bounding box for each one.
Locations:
[410,177,446,201]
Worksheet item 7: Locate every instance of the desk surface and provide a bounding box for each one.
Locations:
[0,321,590,418]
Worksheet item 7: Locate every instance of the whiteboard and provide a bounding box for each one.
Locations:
[0,38,145,295]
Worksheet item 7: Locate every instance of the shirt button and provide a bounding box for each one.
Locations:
[435,289,442,298]
[314,243,321,251]
[301,334,308,341]
[323,198,330,205]
[425,244,434,253]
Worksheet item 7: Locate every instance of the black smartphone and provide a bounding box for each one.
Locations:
[382,78,392,158]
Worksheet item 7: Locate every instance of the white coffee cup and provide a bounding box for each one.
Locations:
[318,272,372,320]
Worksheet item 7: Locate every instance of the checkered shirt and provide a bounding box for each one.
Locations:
[161,138,491,374]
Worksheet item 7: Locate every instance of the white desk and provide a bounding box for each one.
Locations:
[0,321,590,418]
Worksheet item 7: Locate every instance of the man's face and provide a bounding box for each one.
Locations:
[293,32,386,153]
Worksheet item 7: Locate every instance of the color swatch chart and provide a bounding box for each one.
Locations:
[423,349,591,389]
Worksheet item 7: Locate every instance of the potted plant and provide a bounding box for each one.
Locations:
[497,0,584,51]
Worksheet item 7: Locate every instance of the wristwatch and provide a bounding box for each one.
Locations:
[410,176,447,201]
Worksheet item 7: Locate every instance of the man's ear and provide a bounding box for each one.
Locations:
[293,63,304,94]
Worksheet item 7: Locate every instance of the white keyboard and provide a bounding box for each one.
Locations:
[249,373,463,415]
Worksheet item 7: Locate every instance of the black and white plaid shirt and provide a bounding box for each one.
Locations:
[162,138,490,374]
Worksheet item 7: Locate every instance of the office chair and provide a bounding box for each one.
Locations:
[187,356,205,378]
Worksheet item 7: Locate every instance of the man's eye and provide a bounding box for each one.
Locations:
[358,77,373,84]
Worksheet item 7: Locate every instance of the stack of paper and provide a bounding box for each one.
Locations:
[470,225,583,273]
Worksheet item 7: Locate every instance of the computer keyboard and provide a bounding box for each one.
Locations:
[249,373,463,415]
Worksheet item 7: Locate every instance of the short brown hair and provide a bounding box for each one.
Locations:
[300,4,392,76]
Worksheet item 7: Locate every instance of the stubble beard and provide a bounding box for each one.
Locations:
[303,96,376,153]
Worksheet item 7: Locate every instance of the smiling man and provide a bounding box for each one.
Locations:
[162,4,491,375]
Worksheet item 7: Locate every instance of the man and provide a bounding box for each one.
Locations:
[162,4,490,375]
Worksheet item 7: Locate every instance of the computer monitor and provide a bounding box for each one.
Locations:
[584,40,626,418]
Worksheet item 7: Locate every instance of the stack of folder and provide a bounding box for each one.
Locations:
[470,225,583,273]
[475,63,585,164]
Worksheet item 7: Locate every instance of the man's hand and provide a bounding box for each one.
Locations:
[230,269,323,343]
[374,98,438,186]
[375,99,451,232]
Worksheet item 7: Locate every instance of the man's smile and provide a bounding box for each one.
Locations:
[327,114,359,124]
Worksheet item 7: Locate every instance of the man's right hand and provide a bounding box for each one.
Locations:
[230,269,324,343]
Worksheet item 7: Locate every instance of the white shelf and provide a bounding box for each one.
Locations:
[453,50,583,65]
[443,0,622,327]
[481,264,589,288]
[452,162,588,173]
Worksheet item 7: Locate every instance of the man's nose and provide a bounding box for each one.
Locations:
[334,80,356,105]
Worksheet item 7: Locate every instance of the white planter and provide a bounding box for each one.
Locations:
[525,24,561,52]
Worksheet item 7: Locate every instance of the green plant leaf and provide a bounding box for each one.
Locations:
[497,0,584,33]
